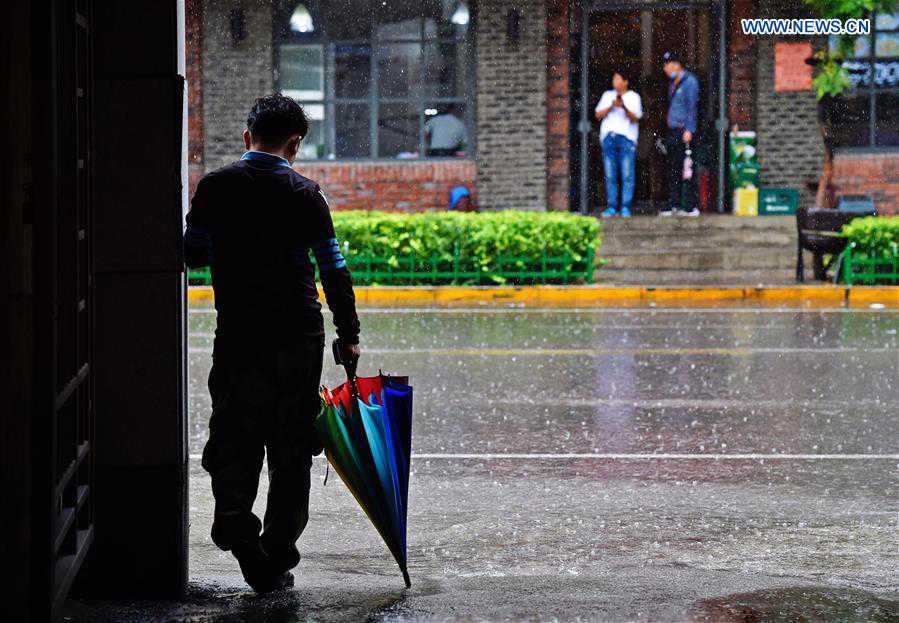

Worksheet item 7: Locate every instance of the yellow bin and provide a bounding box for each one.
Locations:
[734,187,759,216]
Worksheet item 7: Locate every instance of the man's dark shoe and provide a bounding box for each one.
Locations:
[264,549,301,576]
[250,571,295,595]
[233,543,293,594]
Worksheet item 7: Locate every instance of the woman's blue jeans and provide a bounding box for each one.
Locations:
[601,133,636,212]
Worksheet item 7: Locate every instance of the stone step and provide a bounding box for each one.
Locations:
[595,268,798,285]
[600,231,795,252]
[594,215,797,285]
[600,249,795,271]
[599,215,795,234]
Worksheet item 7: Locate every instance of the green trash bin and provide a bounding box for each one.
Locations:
[758,188,799,216]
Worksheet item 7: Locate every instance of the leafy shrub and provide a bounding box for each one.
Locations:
[841,216,899,256]
[331,211,601,285]
[840,216,899,285]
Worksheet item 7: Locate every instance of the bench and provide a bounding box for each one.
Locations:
[796,196,876,282]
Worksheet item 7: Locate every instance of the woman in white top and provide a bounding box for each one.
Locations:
[595,71,643,217]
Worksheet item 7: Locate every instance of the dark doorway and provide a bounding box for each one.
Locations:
[571,1,726,214]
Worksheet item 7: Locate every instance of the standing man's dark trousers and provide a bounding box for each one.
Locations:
[202,335,325,574]
[665,128,698,213]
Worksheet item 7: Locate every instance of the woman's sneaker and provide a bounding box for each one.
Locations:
[620,207,632,217]
[659,207,675,217]
[677,208,700,217]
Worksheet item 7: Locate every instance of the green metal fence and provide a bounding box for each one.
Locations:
[187,247,596,286]
[841,242,899,285]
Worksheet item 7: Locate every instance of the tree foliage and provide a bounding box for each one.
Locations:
[802,0,897,98]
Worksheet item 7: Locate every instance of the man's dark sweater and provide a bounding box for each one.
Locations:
[184,151,360,349]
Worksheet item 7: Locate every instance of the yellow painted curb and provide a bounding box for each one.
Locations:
[187,284,899,308]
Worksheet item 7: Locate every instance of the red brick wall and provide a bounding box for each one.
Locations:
[294,160,477,212]
[833,152,899,215]
[729,0,758,129]
[545,0,570,212]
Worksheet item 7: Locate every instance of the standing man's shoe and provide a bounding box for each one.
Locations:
[601,207,618,218]
[233,542,294,594]
[678,207,700,217]
[659,207,674,217]
[252,571,295,595]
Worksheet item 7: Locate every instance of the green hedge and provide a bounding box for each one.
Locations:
[332,211,601,285]
[187,211,602,286]
[841,216,899,255]
[840,216,899,285]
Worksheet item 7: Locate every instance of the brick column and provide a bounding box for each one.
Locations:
[186,0,204,195]
[755,0,824,208]
[728,0,758,129]
[202,1,274,170]
[475,0,548,211]
[545,0,570,212]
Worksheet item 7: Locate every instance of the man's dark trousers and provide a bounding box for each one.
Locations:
[665,128,698,212]
[201,335,325,572]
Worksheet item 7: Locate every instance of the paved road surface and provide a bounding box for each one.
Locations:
[68,305,899,621]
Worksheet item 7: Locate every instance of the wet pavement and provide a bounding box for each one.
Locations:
[68,305,898,621]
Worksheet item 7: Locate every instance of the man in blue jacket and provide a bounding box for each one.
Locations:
[184,93,361,593]
[660,51,700,217]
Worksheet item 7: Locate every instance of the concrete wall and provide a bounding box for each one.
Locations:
[475,0,548,211]
[202,0,274,170]
[2,1,35,618]
[88,0,187,598]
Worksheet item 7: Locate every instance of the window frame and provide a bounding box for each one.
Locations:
[834,10,899,152]
[273,1,477,161]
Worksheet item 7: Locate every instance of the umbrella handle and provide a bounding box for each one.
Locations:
[333,338,359,394]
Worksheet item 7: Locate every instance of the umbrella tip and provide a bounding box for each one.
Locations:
[402,569,411,588]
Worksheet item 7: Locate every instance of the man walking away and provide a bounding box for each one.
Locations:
[595,71,643,217]
[184,93,361,594]
[659,51,700,217]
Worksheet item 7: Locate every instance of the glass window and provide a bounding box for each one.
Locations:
[379,103,420,157]
[423,0,470,40]
[333,43,372,98]
[334,103,371,158]
[378,42,422,98]
[875,92,899,146]
[278,44,324,100]
[321,0,372,39]
[275,0,473,159]
[831,95,872,148]
[376,1,422,40]
[830,12,899,148]
[422,40,468,98]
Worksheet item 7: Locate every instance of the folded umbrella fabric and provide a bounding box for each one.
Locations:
[314,373,413,587]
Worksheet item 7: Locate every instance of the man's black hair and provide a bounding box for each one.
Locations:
[662,51,683,64]
[613,69,630,83]
[246,93,309,146]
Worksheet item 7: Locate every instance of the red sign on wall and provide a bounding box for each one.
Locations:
[774,42,813,92]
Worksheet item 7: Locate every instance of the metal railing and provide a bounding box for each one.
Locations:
[841,242,899,285]
[187,247,597,286]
